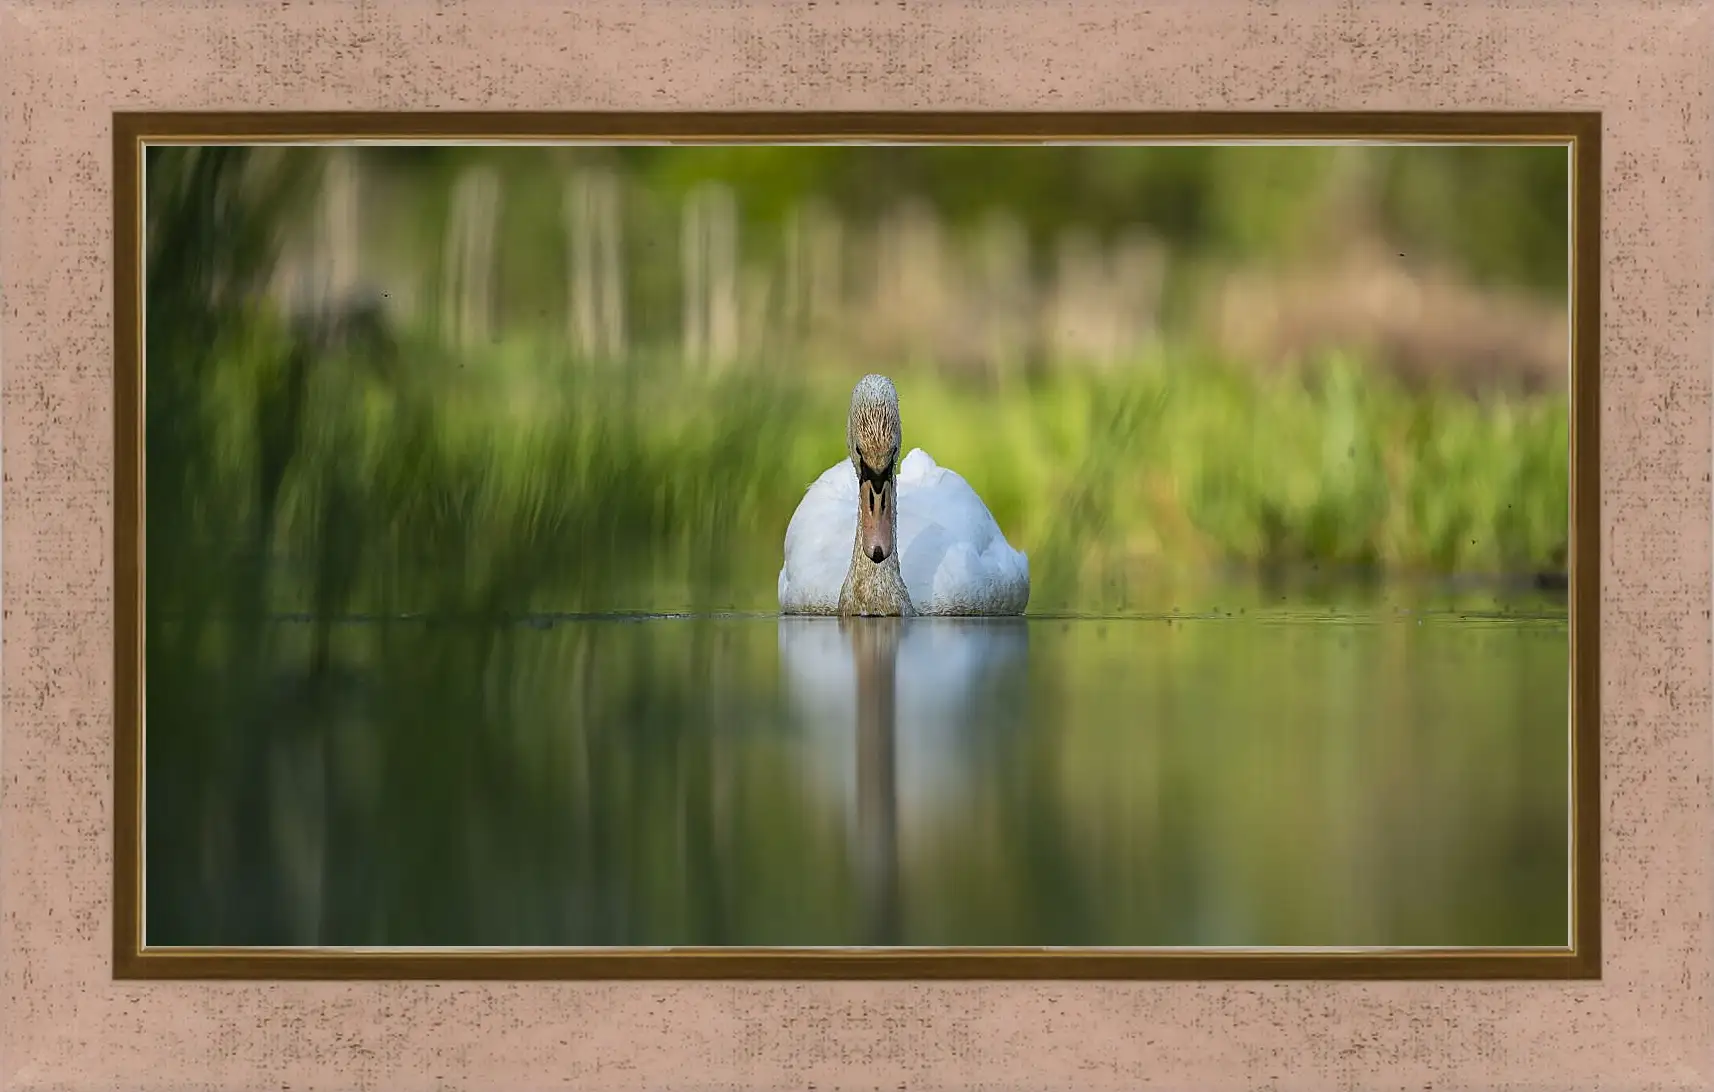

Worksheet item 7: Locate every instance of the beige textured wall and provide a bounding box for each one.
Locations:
[2,1,1709,1089]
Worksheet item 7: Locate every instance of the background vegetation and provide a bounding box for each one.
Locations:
[148,143,1570,620]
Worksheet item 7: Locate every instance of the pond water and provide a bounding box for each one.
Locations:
[144,585,1570,949]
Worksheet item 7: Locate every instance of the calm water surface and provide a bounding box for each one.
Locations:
[146,585,1569,948]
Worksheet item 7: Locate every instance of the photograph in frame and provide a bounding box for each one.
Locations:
[3,1,1709,1089]
[115,113,1600,980]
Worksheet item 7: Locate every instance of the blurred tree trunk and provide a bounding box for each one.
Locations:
[443,166,501,350]
[681,183,740,370]
[322,150,362,299]
[565,168,627,361]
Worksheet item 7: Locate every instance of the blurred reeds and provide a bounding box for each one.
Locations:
[160,325,1570,620]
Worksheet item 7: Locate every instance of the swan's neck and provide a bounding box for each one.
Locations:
[839,533,916,617]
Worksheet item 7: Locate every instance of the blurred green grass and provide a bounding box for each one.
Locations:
[162,318,1568,623]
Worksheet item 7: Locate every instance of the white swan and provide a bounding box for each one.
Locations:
[777,374,1031,616]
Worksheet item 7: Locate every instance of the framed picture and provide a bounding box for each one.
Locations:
[4,1,1707,1089]
[113,111,1599,981]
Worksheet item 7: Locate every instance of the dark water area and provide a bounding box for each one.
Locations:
[144,583,1570,949]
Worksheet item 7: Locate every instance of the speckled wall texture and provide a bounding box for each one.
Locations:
[2,1,1710,1089]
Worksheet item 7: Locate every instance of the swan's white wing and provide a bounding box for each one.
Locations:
[896,449,1031,616]
[777,461,858,614]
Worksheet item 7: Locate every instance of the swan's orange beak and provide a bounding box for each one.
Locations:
[858,477,896,564]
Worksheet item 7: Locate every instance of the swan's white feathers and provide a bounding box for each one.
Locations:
[776,459,861,615]
[778,447,1030,616]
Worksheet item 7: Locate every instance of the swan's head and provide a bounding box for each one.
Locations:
[847,374,903,565]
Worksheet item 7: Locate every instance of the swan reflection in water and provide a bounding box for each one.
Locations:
[776,615,1031,943]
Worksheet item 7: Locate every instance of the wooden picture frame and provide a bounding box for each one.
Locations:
[5,3,1706,1089]
[111,109,1601,982]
